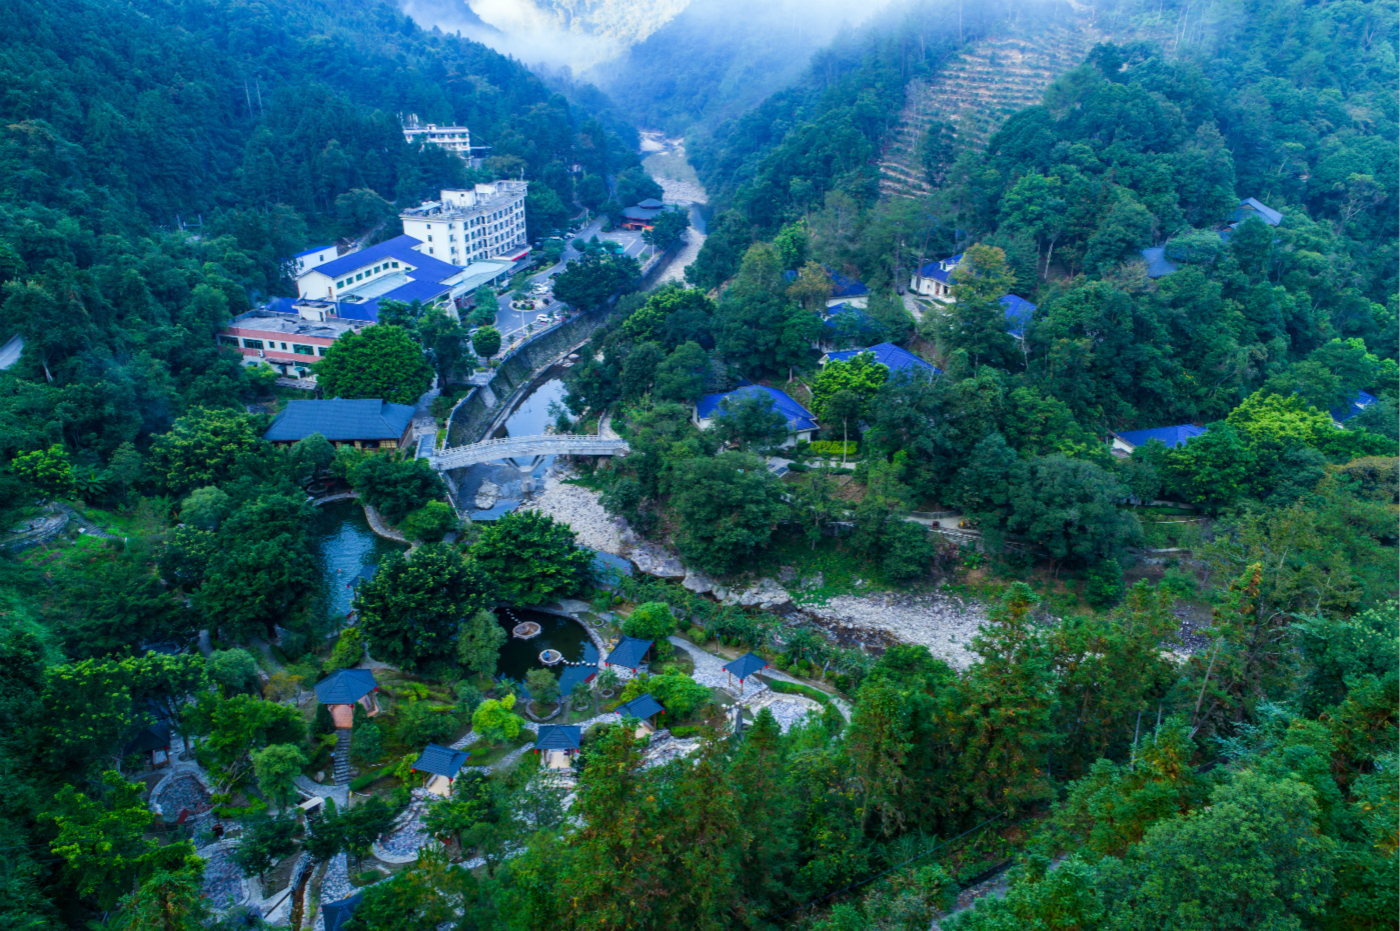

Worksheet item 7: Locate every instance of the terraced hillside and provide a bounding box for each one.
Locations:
[879,24,1101,198]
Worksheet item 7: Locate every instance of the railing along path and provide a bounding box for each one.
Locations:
[429,433,628,471]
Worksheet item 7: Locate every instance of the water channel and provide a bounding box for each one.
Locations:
[451,368,569,521]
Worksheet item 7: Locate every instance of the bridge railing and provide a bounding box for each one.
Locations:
[430,433,628,470]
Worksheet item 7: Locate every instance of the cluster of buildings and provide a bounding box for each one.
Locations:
[222,182,529,378]
[1141,197,1283,279]
[909,253,1038,338]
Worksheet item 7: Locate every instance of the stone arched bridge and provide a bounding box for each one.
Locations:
[428,434,629,471]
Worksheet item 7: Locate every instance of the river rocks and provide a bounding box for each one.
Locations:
[714,577,791,610]
[474,481,502,510]
[629,541,685,578]
[803,592,988,670]
[523,480,623,554]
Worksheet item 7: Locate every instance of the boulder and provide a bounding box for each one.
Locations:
[682,569,716,594]
[628,542,685,578]
[473,481,501,510]
[715,577,791,610]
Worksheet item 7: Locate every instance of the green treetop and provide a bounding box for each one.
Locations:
[315,324,433,405]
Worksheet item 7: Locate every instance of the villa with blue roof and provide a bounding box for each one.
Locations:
[785,265,870,307]
[265,399,416,451]
[1331,390,1377,426]
[822,342,940,377]
[692,385,820,447]
[909,253,964,302]
[817,303,882,350]
[1110,424,1208,458]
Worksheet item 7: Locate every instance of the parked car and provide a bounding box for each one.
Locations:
[536,314,550,323]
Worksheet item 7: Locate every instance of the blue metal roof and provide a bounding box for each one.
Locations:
[916,253,964,284]
[1331,390,1377,424]
[826,343,939,376]
[322,893,363,931]
[782,265,868,297]
[264,399,416,443]
[822,303,880,336]
[1231,197,1283,227]
[616,693,665,720]
[722,652,769,680]
[413,742,470,778]
[313,668,378,704]
[1116,424,1207,450]
[999,295,1036,338]
[605,636,652,670]
[295,245,336,259]
[535,724,582,751]
[316,235,456,280]
[1141,247,1179,278]
[695,385,818,434]
[559,664,598,696]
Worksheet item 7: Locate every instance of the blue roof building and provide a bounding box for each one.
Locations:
[293,235,510,323]
[264,399,416,449]
[1111,424,1207,457]
[1331,390,1377,425]
[412,743,470,782]
[616,693,666,723]
[910,253,964,302]
[1230,197,1284,228]
[1000,295,1037,339]
[604,637,653,671]
[784,265,870,305]
[823,342,940,377]
[693,385,819,447]
[313,668,378,706]
[535,725,583,753]
[818,303,882,349]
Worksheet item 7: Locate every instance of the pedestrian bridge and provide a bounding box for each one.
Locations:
[429,434,629,471]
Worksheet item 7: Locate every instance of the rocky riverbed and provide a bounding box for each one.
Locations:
[803,592,990,670]
[524,477,624,555]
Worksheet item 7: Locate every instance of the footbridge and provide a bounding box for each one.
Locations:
[428,434,629,471]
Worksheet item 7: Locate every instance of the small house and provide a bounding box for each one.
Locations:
[692,385,819,448]
[909,253,964,302]
[1230,197,1284,228]
[817,303,882,351]
[1331,390,1377,426]
[411,743,471,796]
[1000,295,1037,340]
[322,893,364,931]
[264,399,416,451]
[313,668,380,729]
[1110,424,1207,458]
[821,342,940,377]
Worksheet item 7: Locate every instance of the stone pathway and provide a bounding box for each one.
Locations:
[312,854,351,931]
[295,775,348,810]
[54,502,120,540]
[668,636,769,698]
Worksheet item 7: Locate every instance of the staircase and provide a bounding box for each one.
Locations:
[333,729,352,785]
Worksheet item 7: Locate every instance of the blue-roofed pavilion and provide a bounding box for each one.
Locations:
[605,636,652,671]
[616,693,666,731]
[314,668,378,705]
[722,652,770,694]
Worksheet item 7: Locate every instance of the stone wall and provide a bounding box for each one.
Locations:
[445,302,628,448]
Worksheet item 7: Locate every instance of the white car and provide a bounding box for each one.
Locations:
[535,314,550,323]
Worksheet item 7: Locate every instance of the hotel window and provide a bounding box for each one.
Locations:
[242,339,264,350]
[373,265,381,273]
[355,272,364,281]
[293,344,314,356]
[336,280,345,288]
[391,262,399,269]
[427,235,433,242]
[317,347,328,356]
[218,335,239,347]
[279,342,288,350]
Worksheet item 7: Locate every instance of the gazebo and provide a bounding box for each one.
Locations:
[535,724,583,770]
[411,743,471,797]
[615,693,666,736]
[313,668,380,728]
[604,636,652,672]
[722,652,770,695]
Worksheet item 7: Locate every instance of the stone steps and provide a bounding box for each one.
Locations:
[333,730,352,786]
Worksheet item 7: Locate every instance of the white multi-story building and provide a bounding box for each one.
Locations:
[399,182,530,267]
[403,122,474,156]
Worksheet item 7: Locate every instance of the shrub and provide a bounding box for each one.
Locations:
[623,602,676,641]
[399,501,459,542]
[394,701,454,747]
[351,722,383,765]
[808,440,858,457]
[327,628,364,672]
[670,725,701,738]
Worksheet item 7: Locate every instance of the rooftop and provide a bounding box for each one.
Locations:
[265,399,416,443]
[399,182,529,222]
[722,652,769,681]
[322,893,363,931]
[1115,424,1207,450]
[559,664,598,696]
[615,693,665,720]
[313,668,378,705]
[826,343,939,376]
[295,244,336,259]
[695,385,818,434]
[228,308,362,339]
[1000,295,1037,338]
[535,724,582,752]
[314,235,458,282]
[1231,197,1284,227]
[605,636,653,670]
[412,743,470,778]
[1331,390,1377,424]
[1140,246,1179,278]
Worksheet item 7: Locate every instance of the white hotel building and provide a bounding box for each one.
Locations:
[399,182,530,267]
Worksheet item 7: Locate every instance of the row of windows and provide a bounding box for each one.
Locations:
[335,261,400,289]
[221,335,327,356]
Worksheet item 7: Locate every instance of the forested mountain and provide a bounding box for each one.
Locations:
[0,0,637,468]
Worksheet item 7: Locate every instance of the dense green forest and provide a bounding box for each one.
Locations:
[0,0,1394,929]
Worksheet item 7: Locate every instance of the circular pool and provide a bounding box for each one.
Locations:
[494,608,597,683]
